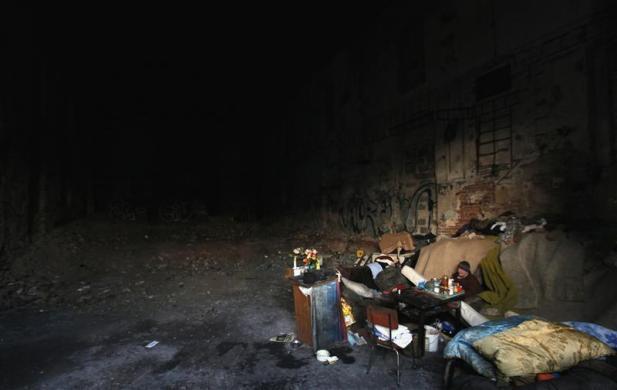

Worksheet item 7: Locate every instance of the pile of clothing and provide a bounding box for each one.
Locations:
[453,213,548,247]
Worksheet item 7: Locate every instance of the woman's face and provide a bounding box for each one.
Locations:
[457,267,469,278]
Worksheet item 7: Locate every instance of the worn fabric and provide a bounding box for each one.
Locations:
[373,267,410,291]
[563,321,617,350]
[498,215,522,246]
[340,277,380,299]
[478,246,517,312]
[500,231,585,309]
[473,319,616,378]
[367,262,383,279]
[460,301,489,326]
[415,237,499,280]
[379,232,414,254]
[444,315,533,379]
[454,218,503,237]
[338,266,379,290]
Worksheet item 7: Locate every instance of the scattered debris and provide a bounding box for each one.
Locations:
[269,333,294,343]
[315,349,330,363]
[326,356,339,364]
[144,340,159,349]
[347,331,367,346]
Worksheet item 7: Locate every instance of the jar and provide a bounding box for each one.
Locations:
[441,275,449,288]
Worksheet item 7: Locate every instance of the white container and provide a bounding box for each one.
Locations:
[424,325,439,352]
[316,349,330,362]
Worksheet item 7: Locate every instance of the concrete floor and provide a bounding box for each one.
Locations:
[0,309,445,389]
[0,220,446,389]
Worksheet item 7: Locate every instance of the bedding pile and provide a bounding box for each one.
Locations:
[444,316,617,383]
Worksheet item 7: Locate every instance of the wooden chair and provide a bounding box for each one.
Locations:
[366,305,411,386]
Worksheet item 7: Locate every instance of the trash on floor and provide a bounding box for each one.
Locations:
[347,331,367,346]
[144,340,159,349]
[326,356,339,364]
[315,349,330,362]
[269,333,295,343]
[315,349,339,364]
[341,297,355,326]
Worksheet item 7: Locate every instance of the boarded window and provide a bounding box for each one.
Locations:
[475,65,511,101]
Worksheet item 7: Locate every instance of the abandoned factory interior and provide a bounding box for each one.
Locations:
[3,1,617,389]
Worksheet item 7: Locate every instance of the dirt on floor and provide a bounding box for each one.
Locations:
[0,217,444,389]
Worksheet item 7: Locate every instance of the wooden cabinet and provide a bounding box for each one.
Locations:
[289,276,347,351]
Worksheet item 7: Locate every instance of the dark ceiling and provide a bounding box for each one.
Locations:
[2,3,398,212]
[23,3,394,121]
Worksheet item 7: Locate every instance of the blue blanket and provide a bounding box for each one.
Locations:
[562,321,617,350]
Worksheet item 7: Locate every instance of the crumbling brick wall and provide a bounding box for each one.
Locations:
[285,1,617,236]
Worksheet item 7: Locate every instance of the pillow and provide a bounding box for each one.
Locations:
[473,319,616,378]
[443,315,532,379]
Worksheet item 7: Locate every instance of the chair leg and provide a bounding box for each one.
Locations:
[394,349,400,386]
[366,345,375,374]
[443,359,455,389]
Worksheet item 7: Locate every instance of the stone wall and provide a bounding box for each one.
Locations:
[285,0,617,236]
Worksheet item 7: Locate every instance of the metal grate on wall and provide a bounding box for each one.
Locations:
[476,94,515,175]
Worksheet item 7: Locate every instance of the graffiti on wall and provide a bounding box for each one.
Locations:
[338,190,393,237]
[337,183,436,237]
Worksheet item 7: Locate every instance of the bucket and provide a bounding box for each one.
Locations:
[424,325,439,352]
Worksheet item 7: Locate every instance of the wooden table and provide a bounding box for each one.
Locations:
[396,287,465,356]
[288,274,347,351]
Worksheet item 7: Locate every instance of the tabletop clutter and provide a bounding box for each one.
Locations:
[418,275,464,296]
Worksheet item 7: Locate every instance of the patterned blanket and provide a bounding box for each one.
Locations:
[444,316,617,380]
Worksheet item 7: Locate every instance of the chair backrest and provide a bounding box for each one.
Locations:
[367,305,399,330]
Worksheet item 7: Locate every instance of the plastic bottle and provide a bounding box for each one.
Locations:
[441,320,455,335]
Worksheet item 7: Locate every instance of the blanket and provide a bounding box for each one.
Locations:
[415,237,499,280]
[478,246,518,312]
[563,321,617,350]
[444,315,533,379]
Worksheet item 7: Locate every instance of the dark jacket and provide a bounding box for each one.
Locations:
[452,272,483,297]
